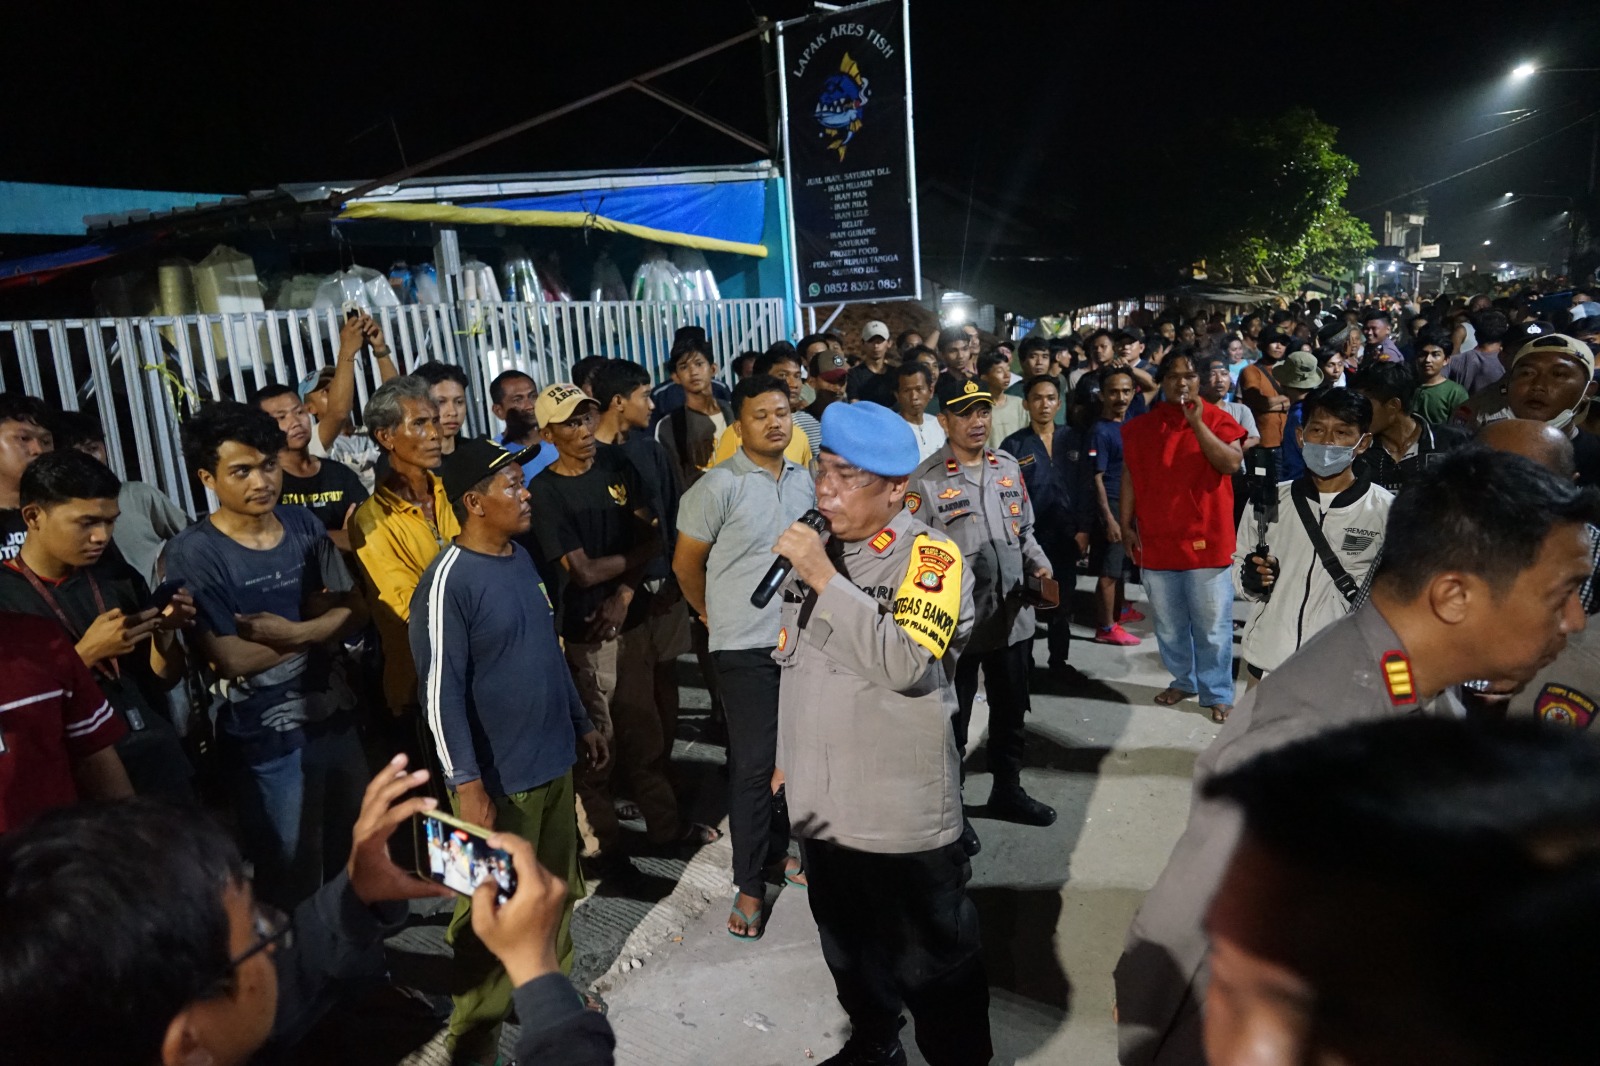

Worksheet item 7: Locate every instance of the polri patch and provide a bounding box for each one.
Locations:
[905,491,922,514]
[1381,650,1416,706]
[870,528,896,553]
[1535,683,1596,729]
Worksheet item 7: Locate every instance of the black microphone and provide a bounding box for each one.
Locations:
[751,509,830,608]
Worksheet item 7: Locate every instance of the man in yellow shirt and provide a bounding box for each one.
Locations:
[348,376,460,718]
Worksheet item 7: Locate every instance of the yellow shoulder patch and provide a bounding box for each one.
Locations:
[893,534,963,659]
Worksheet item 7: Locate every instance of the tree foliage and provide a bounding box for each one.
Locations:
[1192,109,1375,286]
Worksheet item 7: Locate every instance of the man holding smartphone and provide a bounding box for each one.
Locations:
[412,441,609,1065]
[0,449,196,805]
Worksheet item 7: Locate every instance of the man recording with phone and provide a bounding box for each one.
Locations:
[0,450,196,805]
[411,439,609,1064]
[0,754,618,1066]
[297,310,399,493]
[1232,389,1393,682]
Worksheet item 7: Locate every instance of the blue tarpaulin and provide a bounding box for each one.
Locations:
[471,181,766,246]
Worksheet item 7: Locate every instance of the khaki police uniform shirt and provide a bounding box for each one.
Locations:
[906,444,1051,653]
[773,506,974,855]
[1113,604,1464,1066]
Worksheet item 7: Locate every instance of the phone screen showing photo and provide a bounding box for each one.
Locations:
[420,813,517,903]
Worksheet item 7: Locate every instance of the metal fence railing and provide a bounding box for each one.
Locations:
[0,297,787,516]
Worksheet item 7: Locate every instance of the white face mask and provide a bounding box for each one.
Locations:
[1546,396,1588,432]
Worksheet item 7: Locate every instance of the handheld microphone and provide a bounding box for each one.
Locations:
[751,509,829,608]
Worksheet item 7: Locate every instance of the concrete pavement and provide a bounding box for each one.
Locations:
[334,576,1229,1065]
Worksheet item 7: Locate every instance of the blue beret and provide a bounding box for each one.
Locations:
[820,401,919,476]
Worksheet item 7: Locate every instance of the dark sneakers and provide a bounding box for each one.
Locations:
[820,1034,909,1065]
[989,785,1057,826]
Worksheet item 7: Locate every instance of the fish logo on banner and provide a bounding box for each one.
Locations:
[814,53,871,160]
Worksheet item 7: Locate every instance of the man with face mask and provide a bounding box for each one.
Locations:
[1232,389,1393,680]
[1501,333,1600,487]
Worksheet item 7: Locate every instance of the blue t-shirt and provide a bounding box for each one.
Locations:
[166,506,354,763]
[410,542,593,797]
[1089,418,1126,503]
[498,433,558,487]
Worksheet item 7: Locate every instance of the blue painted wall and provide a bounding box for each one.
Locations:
[0,181,225,236]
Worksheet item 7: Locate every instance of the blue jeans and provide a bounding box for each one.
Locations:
[233,716,368,907]
[1141,567,1237,706]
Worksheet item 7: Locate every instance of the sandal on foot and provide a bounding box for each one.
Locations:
[677,822,723,847]
[728,895,764,940]
[583,990,609,1014]
[783,858,808,889]
[1210,703,1232,723]
[1154,687,1196,706]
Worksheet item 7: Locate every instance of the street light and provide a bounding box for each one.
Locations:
[1504,191,1515,197]
[1484,239,1493,246]
[1511,62,1537,80]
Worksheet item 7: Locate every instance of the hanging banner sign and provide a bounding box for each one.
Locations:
[777,0,920,306]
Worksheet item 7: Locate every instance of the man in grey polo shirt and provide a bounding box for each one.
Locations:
[674,374,816,939]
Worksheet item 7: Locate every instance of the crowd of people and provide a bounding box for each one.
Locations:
[1,283,1598,1066]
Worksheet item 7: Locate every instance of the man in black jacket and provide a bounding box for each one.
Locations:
[0,754,617,1066]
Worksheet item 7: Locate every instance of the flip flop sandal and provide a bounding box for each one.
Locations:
[728,895,765,940]
[783,861,808,890]
[1153,688,1196,706]
[1210,704,1232,723]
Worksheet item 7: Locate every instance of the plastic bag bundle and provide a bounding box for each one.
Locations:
[671,248,721,303]
[459,260,502,304]
[502,251,544,303]
[631,246,691,302]
[270,274,325,310]
[589,252,628,302]
[388,262,416,305]
[414,263,442,304]
[310,267,401,313]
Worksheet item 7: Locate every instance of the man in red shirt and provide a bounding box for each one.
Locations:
[0,611,133,833]
[1121,351,1247,723]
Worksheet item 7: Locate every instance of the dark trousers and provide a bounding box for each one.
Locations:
[953,639,1032,788]
[1038,537,1080,666]
[712,648,791,898]
[804,838,992,1065]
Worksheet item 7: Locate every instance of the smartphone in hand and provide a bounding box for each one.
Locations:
[147,578,184,612]
[416,810,517,903]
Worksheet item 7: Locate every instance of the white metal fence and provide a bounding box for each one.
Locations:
[0,297,787,516]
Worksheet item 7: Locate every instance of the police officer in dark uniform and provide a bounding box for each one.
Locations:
[1000,373,1093,679]
[909,376,1057,854]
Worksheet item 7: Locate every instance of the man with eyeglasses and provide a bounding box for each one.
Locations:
[771,401,990,1066]
[0,754,617,1066]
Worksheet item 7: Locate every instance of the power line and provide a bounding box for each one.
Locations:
[1354,108,1600,212]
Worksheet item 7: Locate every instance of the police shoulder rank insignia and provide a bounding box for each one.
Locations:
[986,451,1000,467]
[1535,683,1596,729]
[937,487,962,499]
[777,626,789,652]
[997,476,1015,487]
[1017,454,1035,466]
[905,491,922,514]
[944,458,960,475]
[1381,650,1416,706]
[607,482,628,506]
[894,534,963,658]
[870,528,895,553]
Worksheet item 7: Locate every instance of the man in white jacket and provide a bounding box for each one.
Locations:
[1234,388,1394,679]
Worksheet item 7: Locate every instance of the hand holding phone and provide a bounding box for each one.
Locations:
[147,578,184,612]
[417,809,518,903]
[347,754,453,906]
[469,830,568,987]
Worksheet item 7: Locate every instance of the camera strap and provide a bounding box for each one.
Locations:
[1290,490,1360,607]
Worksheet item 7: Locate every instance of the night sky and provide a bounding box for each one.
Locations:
[4,0,1598,270]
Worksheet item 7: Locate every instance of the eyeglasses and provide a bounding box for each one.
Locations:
[205,900,293,996]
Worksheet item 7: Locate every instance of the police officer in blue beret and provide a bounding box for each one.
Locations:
[770,402,991,1065]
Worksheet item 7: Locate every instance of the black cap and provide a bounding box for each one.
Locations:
[935,374,993,412]
[441,437,540,502]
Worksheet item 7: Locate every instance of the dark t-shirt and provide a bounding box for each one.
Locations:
[1089,418,1126,505]
[165,505,354,763]
[527,450,652,642]
[847,364,895,408]
[1575,430,1600,489]
[612,435,682,583]
[280,459,368,533]
[0,509,23,563]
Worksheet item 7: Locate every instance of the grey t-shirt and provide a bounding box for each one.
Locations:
[115,480,190,586]
[677,447,816,651]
